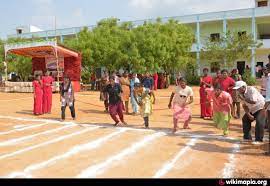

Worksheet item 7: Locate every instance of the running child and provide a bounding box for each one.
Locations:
[168,77,194,133]
[206,84,233,136]
[134,83,155,129]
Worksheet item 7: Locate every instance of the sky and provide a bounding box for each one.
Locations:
[0,0,255,39]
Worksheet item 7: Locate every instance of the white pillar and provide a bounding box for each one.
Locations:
[251,8,256,77]
[196,15,201,76]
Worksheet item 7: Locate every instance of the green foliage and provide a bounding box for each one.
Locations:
[0,39,5,74]
[201,31,262,69]
[7,54,32,81]
[64,18,195,75]
[0,38,34,81]
[185,61,200,85]
[242,69,256,85]
[81,66,91,84]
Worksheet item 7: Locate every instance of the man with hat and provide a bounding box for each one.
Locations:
[234,81,266,144]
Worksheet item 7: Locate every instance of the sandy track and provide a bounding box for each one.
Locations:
[0,87,269,178]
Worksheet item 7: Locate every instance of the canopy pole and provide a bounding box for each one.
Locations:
[54,46,60,93]
[54,16,60,92]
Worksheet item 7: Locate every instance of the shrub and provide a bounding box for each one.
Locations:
[81,68,91,84]
[242,69,256,86]
[186,74,200,85]
[185,62,200,85]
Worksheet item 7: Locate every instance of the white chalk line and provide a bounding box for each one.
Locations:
[76,132,165,178]
[76,94,200,99]
[0,115,73,125]
[0,115,241,143]
[0,126,100,161]
[6,128,128,178]
[0,123,48,135]
[221,143,240,178]
[13,125,31,129]
[0,97,32,102]
[0,125,74,146]
[153,138,198,178]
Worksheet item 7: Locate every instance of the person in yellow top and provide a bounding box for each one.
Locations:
[134,83,156,129]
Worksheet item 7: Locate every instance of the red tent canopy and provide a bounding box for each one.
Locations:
[5,40,82,91]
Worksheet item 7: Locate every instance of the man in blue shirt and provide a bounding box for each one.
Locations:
[142,72,153,89]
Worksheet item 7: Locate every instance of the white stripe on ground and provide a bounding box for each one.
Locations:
[13,125,29,129]
[221,143,240,178]
[0,115,240,143]
[6,128,128,178]
[0,125,74,146]
[0,97,32,102]
[153,138,198,178]
[76,94,200,99]
[76,132,165,178]
[0,123,48,135]
[5,172,33,178]
[0,115,73,125]
[0,126,100,161]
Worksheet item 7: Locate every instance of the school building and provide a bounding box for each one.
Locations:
[7,0,270,76]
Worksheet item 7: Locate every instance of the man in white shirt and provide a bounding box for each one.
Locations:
[234,81,266,143]
[263,67,270,132]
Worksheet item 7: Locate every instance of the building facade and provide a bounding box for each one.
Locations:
[7,0,270,76]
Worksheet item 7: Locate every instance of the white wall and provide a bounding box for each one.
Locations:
[256,54,269,65]
[198,53,269,75]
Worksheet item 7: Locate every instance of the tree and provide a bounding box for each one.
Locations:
[6,55,32,81]
[4,38,34,81]
[201,31,262,69]
[0,39,5,74]
[64,17,195,75]
[133,19,194,73]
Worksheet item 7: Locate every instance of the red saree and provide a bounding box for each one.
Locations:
[199,75,213,118]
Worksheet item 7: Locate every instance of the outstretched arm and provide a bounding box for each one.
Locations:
[168,92,175,109]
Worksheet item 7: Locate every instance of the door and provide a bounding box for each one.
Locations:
[237,61,245,76]
[257,62,264,78]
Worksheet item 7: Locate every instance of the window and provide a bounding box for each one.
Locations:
[210,62,220,73]
[16,29,22,34]
[210,33,220,42]
[260,34,270,39]
[258,1,268,7]
[238,31,247,38]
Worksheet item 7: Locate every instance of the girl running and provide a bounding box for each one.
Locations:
[168,77,194,133]
[206,84,233,136]
[134,83,155,129]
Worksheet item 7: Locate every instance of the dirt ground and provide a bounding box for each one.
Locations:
[0,86,269,178]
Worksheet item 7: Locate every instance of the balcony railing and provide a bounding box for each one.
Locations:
[7,6,270,39]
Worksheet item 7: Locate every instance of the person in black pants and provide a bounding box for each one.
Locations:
[233,81,266,144]
[60,75,76,121]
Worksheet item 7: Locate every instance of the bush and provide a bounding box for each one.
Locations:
[242,69,256,86]
[185,62,200,85]
[170,75,175,85]
[81,69,91,84]
[186,74,200,85]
